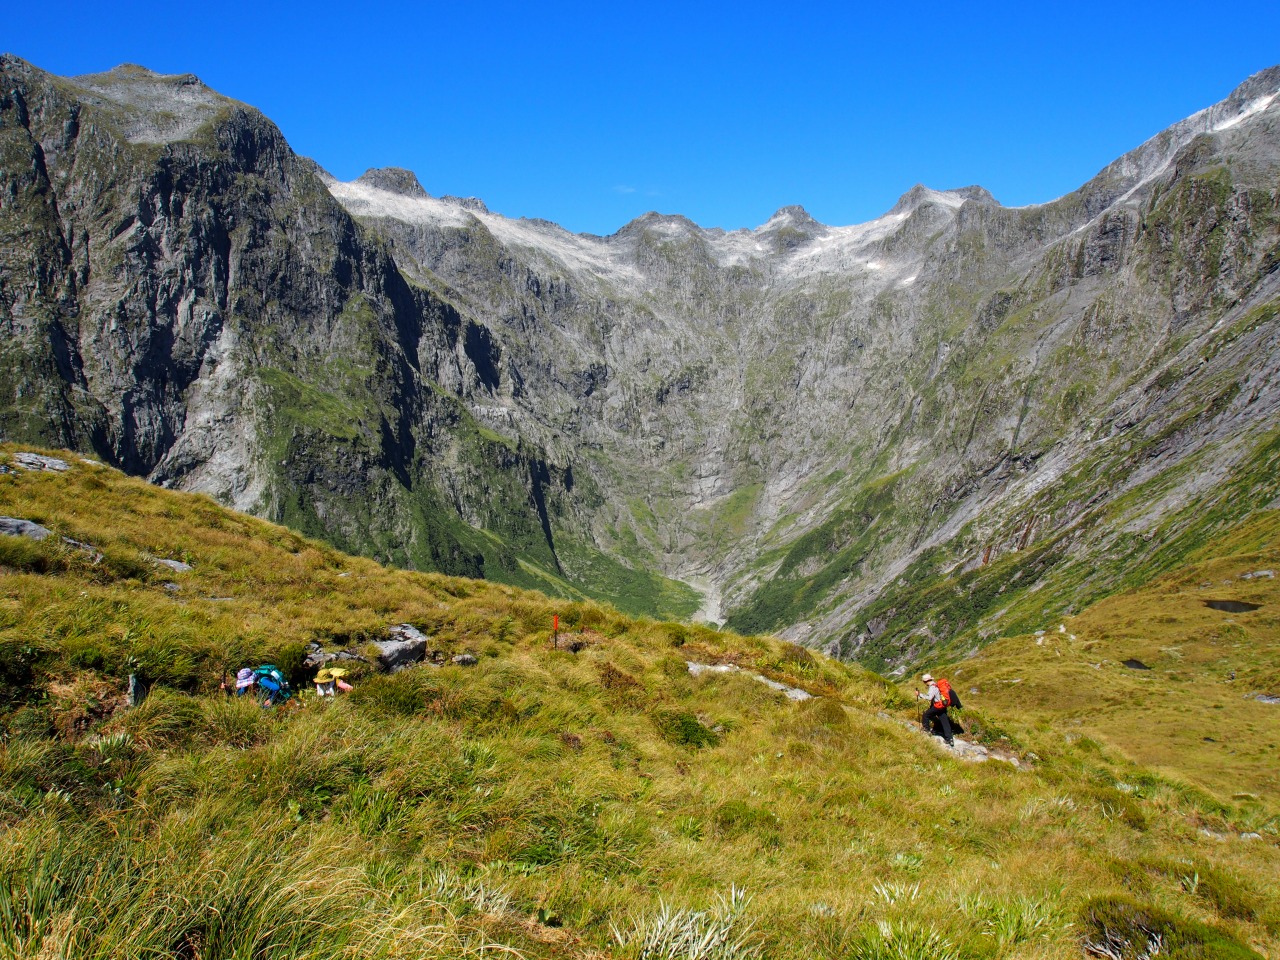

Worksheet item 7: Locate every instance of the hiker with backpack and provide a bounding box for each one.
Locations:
[251,665,292,707]
[915,672,959,747]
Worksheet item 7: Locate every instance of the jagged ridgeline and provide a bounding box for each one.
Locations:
[2,53,1280,670]
[0,449,1277,959]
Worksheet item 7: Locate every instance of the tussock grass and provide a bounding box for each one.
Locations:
[0,445,1278,958]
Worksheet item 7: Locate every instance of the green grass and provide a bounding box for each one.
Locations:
[0,445,1277,959]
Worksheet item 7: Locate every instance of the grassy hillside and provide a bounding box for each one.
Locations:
[1,445,1278,960]
[948,510,1280,802]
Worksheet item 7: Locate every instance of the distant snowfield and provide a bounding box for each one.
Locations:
[328,179,977,288]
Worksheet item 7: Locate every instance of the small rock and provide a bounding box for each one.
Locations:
[152,557,193,573]
[451,653,479,667]
[1122,659,1151,671]
[1240,570,1274,580]
[13,452,70,472]
[1240,832,1262,841]
[303,651,337,669]
[0,465,12,475]
[163,582,181,593]
[1253,693,1280,705]
[335,650,368,662]
[1200,828,1227,841]
[0,517,53,541]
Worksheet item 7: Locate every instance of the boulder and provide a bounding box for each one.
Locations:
[13,453,69,471]
[0,517,53,541]
[375,624,430,671]
[451,653,478,667]
[303,650,337,669]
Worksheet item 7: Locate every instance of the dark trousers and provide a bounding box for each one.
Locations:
[923,705,953,742]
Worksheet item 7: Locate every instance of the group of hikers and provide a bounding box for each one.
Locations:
[217,661,959,737]
[914,671,962,746]
[220,664,353,706]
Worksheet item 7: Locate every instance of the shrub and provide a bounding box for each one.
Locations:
[652,709,719,748]
[1077,894,1263,959]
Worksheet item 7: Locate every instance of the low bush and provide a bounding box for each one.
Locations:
[652,709,719,748]
[1077,894,1263,959]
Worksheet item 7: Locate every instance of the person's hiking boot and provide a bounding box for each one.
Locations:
[945,739,955,748]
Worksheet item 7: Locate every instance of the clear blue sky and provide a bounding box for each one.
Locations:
[11,1,1280,235]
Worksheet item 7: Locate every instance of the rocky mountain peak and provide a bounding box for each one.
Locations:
[356,167,429,198]
[441,195,490,213]
[57,61,235,144]
[1224,64,1280,108]
[888,183,992,216]
[760,204,821,229]
[613,211,702,239]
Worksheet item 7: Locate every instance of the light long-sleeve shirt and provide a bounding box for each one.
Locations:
[917,682,943,706]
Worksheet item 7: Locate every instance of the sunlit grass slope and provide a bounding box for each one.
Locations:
[953,510,1280,802]
[1,445,1278,960]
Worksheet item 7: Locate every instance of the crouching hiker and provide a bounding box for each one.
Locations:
[220,668,256,697]
[916,672,957,747]
[314,668,353,697]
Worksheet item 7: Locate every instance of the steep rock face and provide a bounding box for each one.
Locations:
[3,54,1280,667]
[0,57,586,592]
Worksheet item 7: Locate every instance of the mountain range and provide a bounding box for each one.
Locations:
[2,54,1278,672]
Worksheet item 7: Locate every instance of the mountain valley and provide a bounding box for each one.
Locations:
[2,55,1279,673]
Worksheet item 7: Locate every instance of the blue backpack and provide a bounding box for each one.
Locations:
[252,665,292,703]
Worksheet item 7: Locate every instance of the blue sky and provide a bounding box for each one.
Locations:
[12,1,1280,235]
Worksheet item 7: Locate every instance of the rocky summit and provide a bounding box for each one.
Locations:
[2,54,1279,671]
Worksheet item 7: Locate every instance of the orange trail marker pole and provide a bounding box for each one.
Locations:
[552,615,559,649]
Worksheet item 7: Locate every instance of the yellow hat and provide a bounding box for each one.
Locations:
[327,668,349,678]
[315,669,334,683]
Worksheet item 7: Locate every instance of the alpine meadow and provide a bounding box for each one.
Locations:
[0,50,1279,960]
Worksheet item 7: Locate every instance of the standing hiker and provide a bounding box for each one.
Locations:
[916,672,955,747]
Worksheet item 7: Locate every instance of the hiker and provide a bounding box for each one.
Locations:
[252,664,291,707]
[220,668,256,697]
[315,668,336,697]
[314,667,353,697]
[916,672,955,747]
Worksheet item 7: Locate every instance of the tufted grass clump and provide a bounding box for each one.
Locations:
[611,886,760,960]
